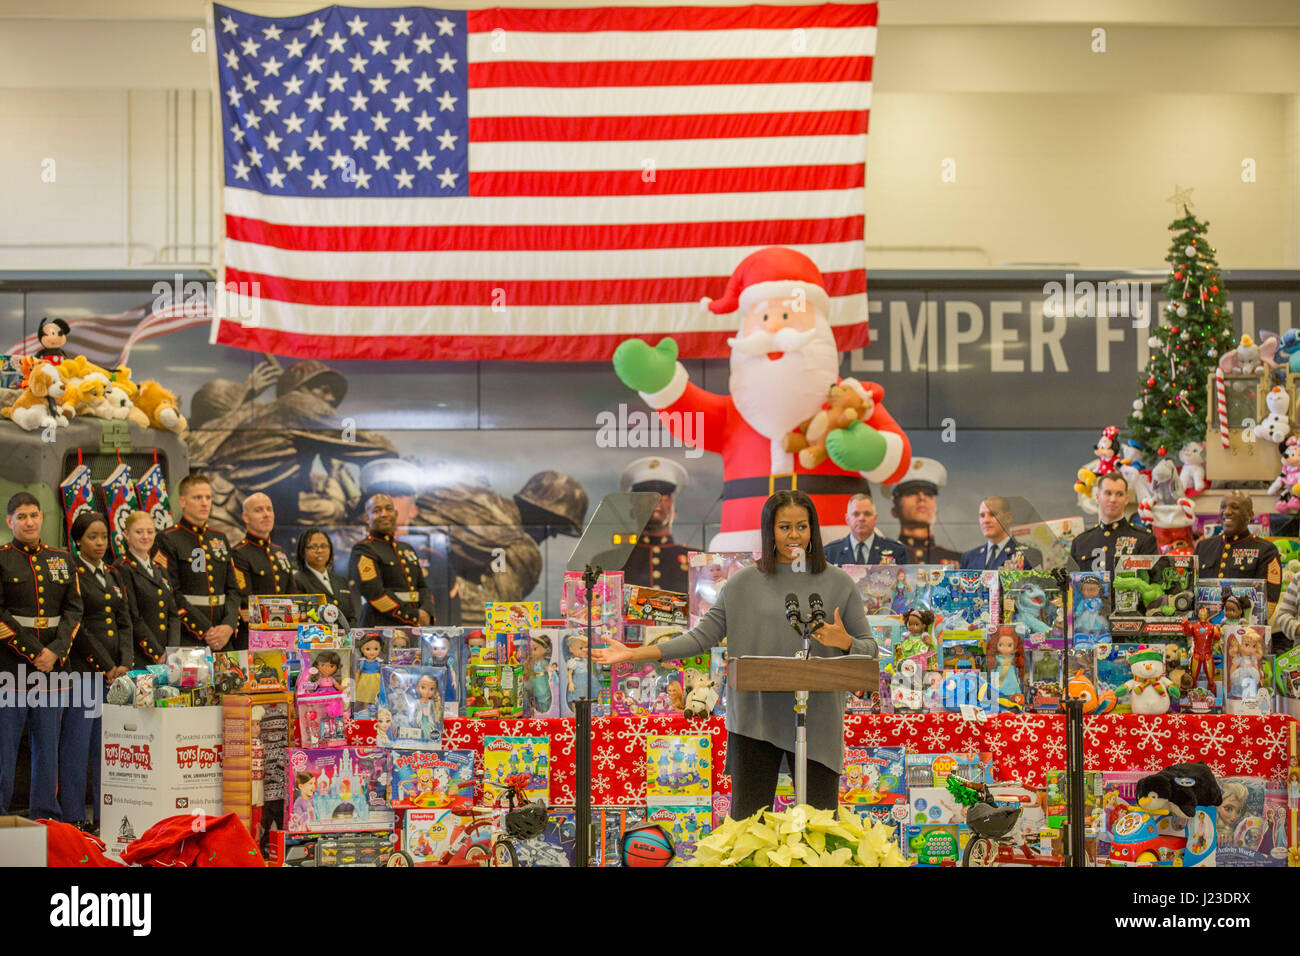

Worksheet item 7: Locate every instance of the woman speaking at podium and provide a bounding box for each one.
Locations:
[594,490,877,819]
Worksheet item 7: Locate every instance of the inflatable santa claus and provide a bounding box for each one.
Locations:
[612,247,911,552]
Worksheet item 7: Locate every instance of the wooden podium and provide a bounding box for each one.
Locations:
[729,654,880,806]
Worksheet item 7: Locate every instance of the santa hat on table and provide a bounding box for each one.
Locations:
[702,247,832,319]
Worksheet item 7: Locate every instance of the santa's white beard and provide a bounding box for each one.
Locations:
[729,320,840,440]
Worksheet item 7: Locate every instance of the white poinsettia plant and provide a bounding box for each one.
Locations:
[690,805,908,868]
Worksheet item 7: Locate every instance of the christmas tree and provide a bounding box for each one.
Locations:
[1125,192,1237,456]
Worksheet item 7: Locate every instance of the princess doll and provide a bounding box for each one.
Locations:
[986,624,1025,704]
[353,635,384,707]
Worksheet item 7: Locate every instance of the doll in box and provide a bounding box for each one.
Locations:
[379,666,445,750]
[896,607,938,669]
[528,633,558,715]
[986,625,1025,705]
[565,634,592,708]
[353,634,384,710]
[1226,627,1268,704]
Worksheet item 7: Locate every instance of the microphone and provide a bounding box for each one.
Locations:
[808,593,827,628]
[784,593,802,633]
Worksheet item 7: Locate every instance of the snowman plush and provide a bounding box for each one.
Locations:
[1116,646,1182,715]
[1254,386,1292,444]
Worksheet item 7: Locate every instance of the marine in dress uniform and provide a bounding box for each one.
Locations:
[156,517,242,648]
[1068,516,1159,573]
[886,458,961,566]
[232,532,297,635]
[618,457,693,593]
[1194,490,1282,618]
[115,551,179,667]
[350,495,434,626]
[0,505,83,818]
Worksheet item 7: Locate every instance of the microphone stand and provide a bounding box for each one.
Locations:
[786,605,822,808]
[575,563,599,868]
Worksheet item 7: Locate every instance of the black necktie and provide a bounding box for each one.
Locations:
[986,544,996,568]
[855,542,865,564]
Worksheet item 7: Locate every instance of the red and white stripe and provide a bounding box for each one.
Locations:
[214,2,878,362]
[6,303,211,369]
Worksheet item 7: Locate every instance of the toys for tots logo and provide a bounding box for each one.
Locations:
[103,743,152,770]
[175,744,223,769]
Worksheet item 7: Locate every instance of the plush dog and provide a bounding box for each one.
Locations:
[1,360,69,431]
[783,383,874,470]
[1135,762,1222,819]
[134,380,187,434]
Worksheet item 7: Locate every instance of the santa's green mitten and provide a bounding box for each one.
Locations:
[612,337,678,394]
[825,420,886,473]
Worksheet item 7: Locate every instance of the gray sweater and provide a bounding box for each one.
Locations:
[654,562,876,774]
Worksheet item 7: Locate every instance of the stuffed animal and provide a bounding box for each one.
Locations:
[1134,762,1222,820]
[134,380,187,434]
[1269,436,1300,513]
[1254,386,1291,443]
[783,383,874,470]
[0,360,69,432]
[1177,442,1207,495]
[1073,425,1120,496]
[59,355,113,418]
[682,669,719,718]
[104,368,150,427]
[1219,333,1279,376]
[1115,645,1181,715]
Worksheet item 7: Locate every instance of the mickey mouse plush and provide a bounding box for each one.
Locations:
[1135,762,1223,819]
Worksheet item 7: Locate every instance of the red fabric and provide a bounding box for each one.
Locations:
[121,812,265,867]
[37,820,123,867]
[346,712,1298,805]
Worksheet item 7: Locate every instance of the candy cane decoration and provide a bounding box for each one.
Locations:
[1216,365,1230,448]
[1178,497,1196,524]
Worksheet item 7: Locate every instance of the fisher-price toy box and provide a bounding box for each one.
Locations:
[101,704,224,856]
[645,734,712,807]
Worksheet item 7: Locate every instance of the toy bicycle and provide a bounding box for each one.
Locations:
[388,773,546,868]
[949,775,1068,868]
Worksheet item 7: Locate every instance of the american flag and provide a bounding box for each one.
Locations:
[211,3,877,361]
[6,302,212,369]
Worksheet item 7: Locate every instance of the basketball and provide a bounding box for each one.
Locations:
[621,823,675,867]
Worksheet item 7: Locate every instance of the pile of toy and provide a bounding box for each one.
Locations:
[817,556,1295,719]
[105,645,223,707]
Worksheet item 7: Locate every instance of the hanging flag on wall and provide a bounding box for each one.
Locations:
[209,3,877,361]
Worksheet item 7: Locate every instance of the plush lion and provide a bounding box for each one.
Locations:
[782,383,874,470]
[134,380,187,435]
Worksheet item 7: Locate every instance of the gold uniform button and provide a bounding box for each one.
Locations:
[38,587,44,593]
[651,557,660,566]
[158,600,165,607]
[107,630,114,636]
[37,575,44,582]
[652,571,662,580]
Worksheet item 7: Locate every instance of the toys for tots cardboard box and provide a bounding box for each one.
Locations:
[100,704,224,854]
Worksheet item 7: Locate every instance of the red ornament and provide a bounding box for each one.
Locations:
[1174,271,1183,279]
[1147,377,1156,387]
[1171,326,1179,334]
[1157,446,1167,457]
[1211,285,1218,293]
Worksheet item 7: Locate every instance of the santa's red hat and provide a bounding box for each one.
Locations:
[703,247,831,319]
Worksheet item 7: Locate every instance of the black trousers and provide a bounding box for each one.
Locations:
[727,732,840,820]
